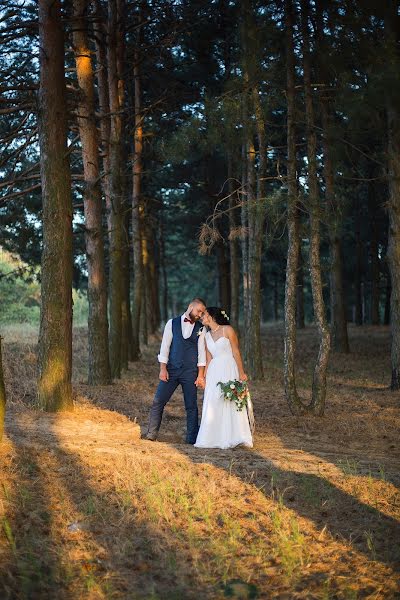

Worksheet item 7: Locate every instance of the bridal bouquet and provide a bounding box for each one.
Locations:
[217,379,251,412]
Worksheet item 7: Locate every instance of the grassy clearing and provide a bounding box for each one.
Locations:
[0,324,399,598]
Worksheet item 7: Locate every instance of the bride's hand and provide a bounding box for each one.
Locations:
[239,372,248,382]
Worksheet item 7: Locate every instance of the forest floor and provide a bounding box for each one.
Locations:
[0,323,399,600]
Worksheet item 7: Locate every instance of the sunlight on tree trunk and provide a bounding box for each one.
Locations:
[37,0,73,412]
[302,0,331,415]
[284,0,302,414]
[0,337,6,442]
[107,0,124,379]
[72,0,111,385]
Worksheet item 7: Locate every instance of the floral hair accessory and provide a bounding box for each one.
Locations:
[221,309,230,321]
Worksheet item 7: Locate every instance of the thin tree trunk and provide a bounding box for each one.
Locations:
[159,211,168,323]
[320,103,349,352]
[296,243,305,328]
[384,273,391,325]
[107,0,124,379]
[94,0,112,233]
[131,46,143,359]
[216,242,230,309]
[284,0,302,413]
[0,337,6,442]
[72,0,111,384]
[121,208,131,368]
[246,85,265,379]
[370,231,380,325]
[385,2,400,390]
[241,140,249,334]
[355,216,363,325]
[37,0,73,411]
[302,0,331,415]
[227,155,239,328]
[274,273,279,321]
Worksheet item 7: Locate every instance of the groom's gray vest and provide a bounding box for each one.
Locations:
[168,317,201,371]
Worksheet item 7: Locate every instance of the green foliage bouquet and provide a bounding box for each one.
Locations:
[217,379,251,412]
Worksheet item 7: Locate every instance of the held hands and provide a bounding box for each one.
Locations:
[195,376,206,389]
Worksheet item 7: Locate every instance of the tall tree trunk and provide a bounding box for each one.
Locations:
[274,272,280,321]
[384,273,391,326]
[107,0,124,379]
[37,0,73,411]
[385,1,400,390]
[241,140,249,335]
[321,103,349,352]
[355,216,363,325]
[216,241,230,309]
[227,155,239,328]
[245,85,266,379]
[0,337,6,442]
[159,210,168,323]
[370,216,380,325]
[296,242,305,328]
[72,0,111,385]
[131,47,143,360]
[302,0,330,415]
[93,1,112,234]
[284,0,302,413]
[121,208,132,368]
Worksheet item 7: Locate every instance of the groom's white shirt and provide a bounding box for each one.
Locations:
[158,313,206,366]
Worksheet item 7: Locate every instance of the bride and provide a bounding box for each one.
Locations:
[195,307,253,449]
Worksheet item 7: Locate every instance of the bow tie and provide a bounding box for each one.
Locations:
[184,317,195,325]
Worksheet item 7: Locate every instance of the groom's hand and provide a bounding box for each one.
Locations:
[159,364,169,382]
[195,376,205,389]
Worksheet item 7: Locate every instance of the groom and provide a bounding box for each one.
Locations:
[145,298,207,444]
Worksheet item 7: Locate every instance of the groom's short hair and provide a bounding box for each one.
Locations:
[191,297,206,307]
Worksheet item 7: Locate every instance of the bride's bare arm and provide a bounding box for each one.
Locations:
[226,326,248,381]
[204,347,212,379]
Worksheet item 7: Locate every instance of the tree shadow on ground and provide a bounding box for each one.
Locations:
[0,428,69,600]
[2,413,234,599]
[174,443,400,570]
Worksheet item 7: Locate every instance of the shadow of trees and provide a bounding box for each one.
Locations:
[176,443,400,569]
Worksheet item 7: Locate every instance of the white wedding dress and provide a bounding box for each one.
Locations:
[195,329,253,449]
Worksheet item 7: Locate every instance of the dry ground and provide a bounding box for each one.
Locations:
[0,323,399,599]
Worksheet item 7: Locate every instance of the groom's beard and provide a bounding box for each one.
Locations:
[189,311,200,322]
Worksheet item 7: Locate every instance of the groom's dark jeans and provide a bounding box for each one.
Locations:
[147,366,199,443]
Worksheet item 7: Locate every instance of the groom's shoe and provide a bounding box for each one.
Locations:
[144,432,158,441]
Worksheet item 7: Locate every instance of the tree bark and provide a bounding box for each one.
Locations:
[72,0,111,385]
[385,1,400,390]
[121,208,132,368]
[107,0,124,379]
[159,210,168,323]
[355,215,363,325]
[93,0,112,233]
[131,48,144,359]
[370,215,380,325]
[384,273,391,326]
[302,0,331,415]
[0,337,6,442]
[245,85,266,379]
[227,155,239,328]
[37,0,73,411]
[284,0,302,413]
[216,241,230,309]
[321,103,349,352]
[296,242,305,328]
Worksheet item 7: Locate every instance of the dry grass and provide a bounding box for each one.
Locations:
[0,323,399,599]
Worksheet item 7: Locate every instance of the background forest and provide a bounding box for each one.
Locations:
[0,1,399,598]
